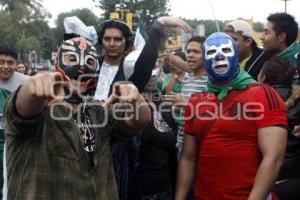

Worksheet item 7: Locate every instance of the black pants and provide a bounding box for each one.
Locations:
[273,178,300,200]
[139,192,173,200]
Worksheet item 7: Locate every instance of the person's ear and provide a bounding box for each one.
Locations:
[245,38,253,48]
[258,70,266,83]
[261,74,266,83]
[278,32,287,44]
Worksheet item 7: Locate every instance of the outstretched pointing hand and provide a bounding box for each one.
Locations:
[104,82,140,107]
[16,72,69,118]
[26,72,65,101]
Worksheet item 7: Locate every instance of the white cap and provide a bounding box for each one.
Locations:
[224,19,253,38]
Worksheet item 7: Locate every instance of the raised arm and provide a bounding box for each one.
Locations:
[167,53,192,73]
[128,16,192,92]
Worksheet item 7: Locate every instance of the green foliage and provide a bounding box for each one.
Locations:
[0,3,100,60]
[96,0,116,19]
[96,0,170,32]
[17,35,41,53]
[184,18,266,36]
[0,0,52,59]
[253,22,264,32]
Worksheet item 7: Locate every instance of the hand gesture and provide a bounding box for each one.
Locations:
[16,71,69,118]
[157,16,193,33]
[168,53,183,66]
[292,125,300,138]
[104,82,140,107]
[162,91,186,106]
[26,72,66,101]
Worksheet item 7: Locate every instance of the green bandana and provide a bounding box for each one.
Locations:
[277,41,300,68]
[207,69,257,100]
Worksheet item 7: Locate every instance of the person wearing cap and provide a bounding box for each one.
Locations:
[238,12,300,81]
[175,32,287,200]
[223,19,265,79]
[94,17,192,101]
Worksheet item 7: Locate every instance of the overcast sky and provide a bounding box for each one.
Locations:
[43,0,300,27]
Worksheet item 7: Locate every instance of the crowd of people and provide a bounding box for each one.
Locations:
[0,11,300,200]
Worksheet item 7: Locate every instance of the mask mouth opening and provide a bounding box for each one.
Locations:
[59,71,97,100]
[212,61,230,74]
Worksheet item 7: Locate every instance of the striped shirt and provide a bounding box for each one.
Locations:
[177,73,208,151]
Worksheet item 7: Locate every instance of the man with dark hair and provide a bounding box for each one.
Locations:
[223,19,265,79]
[254,13,300,79]
[163,36,208,153]
[185,36,206,49]
[94,17,192,101]
[264,13,298,50]
[225,13,299,81]
[0,44,27,198]
[0,45,18,63]
[260,12,300,137]
[0,45,28,83]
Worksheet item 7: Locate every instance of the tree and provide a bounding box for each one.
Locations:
[0,0,52,59]
[184,18,224,36]
[96,0,116,20]
[0,0,49,24]
[253,22,264,32]
[53,8,100,47]
[95,0,170,32]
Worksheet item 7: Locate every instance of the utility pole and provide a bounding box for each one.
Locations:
[281,0,291,12]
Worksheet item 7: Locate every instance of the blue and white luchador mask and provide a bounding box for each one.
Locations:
[203,32,239,82]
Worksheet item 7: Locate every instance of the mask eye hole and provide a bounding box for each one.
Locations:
[222,47,231,53]
[68,55,77,62]
[85,56,97,71]
[87,58,96,67]
[63,53,79,66]
[207,49,216,55]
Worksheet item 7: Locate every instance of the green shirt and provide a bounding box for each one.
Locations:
[4,91,138,200]
[0,89,11,144]
[161,73,182,93]
[0,89,11,199]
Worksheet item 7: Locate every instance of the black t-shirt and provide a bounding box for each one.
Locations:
[73,110,96,166]
[135,110,177,195]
